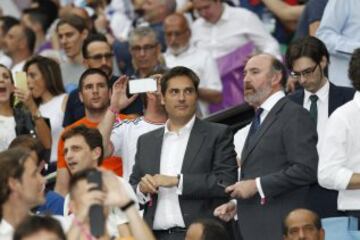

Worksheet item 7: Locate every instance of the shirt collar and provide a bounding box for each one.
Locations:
[354,91,360,109]
[220,3,230,22]
[164,114,196,136]
[260,91,286,113]
[304,80,330,103]
[0,219,13,235]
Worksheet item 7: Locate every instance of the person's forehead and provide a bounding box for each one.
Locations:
[133,35,157,45]
[83,74,107,85]
[292,57,316,70]
[64,134,88,147]
[87,41,111,54]
[287,211,316,228]
[167,75,195,88]
[58,23,77,33]
[246,55,272,69]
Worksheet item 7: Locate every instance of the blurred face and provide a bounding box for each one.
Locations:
[164,16,191,55]
[22,230,62,240]
[57,23,86,59]
[291,57,326,93]
[193,0,223,24]
[243,55,275,107]
[0,66,13,103]
[17,156,46,208]
[142,0,161,22]
[161,75,198,124]
[284,210,324,240]
[3,25,23,56]
[26,63,49,99]
[185,223,203,240]
[84,41,113,77]
[0,21,5,49]
[64,135,100,175]
[130,35,160,75]
[79,73,110,112]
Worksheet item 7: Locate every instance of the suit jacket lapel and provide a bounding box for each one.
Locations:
[241,98,287,166]
[181,118,206,172]
[328,82,340,115]
[152,128,164,174]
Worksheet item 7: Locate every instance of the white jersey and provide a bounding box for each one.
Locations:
[111,117,164,181]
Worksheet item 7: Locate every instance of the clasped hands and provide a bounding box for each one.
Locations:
[139,174,179,194]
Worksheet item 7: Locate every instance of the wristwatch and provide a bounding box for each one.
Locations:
[32,109,42,121]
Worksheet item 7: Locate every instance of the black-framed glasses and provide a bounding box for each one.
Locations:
[86,53,114,61]
[130,44,157,53]
[290,64,318,80]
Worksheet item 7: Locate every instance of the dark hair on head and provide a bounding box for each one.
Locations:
[31,0,59,25]
[128,26,158,47]
[13,215,66,240]
[22,8,50,33]
[0,148,32,219]
[283,208,322,235]
[271,57,288,88]
[78,68,110,91]
[24,55,65,104]
[62,125,104,165]
[56,14,88,33]
[349,48,360,91]
[192,218,230,240]
[0,64,15,106]
[8,135,48,164]
[0,16,19,34]
[160,66,199,95]
[82,33,109,58]
[285,36,329,70]
[21,25,36,54]
[69,167,98,199]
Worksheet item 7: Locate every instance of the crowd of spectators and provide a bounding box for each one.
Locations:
[0,0,360,240]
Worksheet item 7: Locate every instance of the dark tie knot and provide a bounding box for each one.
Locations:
[255,107,264,118]
[309,95,318,103]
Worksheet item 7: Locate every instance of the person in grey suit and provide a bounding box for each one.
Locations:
[214,54,318,240]
[128,66,238,240]
[285,36,355,218]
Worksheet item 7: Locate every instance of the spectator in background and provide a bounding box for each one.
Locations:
[316,0,360,88]
[192,0,281,60]
[0,16,19,68]
[185,218,230,240]
[283,208,325,240]
[3,23,35,76]
[164,13,222,117]
[0,148,45,240]
[23,56,68,171]
[318,48,360,222]
[13,216,66,240]
[56,14,88,91]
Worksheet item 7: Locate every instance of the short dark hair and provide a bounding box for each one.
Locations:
[56,14,88,33]
[78,68,110,91]
[22,8,50,33]
[22,25,36,54]
[160,66,199,95]
[192,218,230,240]
[8,135,47,164]
[69,167,98,199]
[349,48,360,91]
[62,125,104,165]
[0,16,19,34]
[285,36,329,70]
[283,208,322,235]
[82,33,109,58]
[24,56,65,104]
[13,215,66,240]
[0,148,32,218]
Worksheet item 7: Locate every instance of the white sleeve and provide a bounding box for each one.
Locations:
[110,123,126,157]
[200,53,223,91]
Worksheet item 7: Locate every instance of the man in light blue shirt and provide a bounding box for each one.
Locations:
[316,0,360,87]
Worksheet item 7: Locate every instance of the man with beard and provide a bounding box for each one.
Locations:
[55,68,126,196]
[63,34,143,127]
[214,54,318,240]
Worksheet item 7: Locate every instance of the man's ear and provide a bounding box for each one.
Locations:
[8,177,20,193]
[320,55,327,70]
[79,91,84,103]
[271,71,282,87]
[92,146,102,163]
[160,93,165,106]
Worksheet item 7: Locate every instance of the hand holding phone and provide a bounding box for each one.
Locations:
[14,72,28,105]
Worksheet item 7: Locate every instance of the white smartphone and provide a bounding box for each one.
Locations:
[14,71,28,90]
[129,78,157,94]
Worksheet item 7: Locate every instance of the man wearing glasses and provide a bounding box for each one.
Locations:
[285,36,355,218]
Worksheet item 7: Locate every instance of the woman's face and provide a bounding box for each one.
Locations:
[0,66,13,103]
[27,63,47,99]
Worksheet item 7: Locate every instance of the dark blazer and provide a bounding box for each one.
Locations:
[238,97,318,240]
[129,118,238,228]
[287,82,355,218]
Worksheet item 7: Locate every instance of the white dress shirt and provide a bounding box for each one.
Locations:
[318,91,360,210]
[303,80,330,145]
[164,45,222,116]
[253,91,286,198]
[191,4,280,60]
[152,115,196,230]
[0,219,13,240]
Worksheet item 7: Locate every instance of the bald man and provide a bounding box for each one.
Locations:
[163,13,223,117]
[283,209,325,240]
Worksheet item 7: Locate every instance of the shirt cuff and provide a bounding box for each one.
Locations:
[256,177,265,198]
[176,174,183,195]
[136,184,151,204]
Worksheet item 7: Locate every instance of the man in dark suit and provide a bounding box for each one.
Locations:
[214,53,318,240]
[128,66,238,240]
[285,36,355,218]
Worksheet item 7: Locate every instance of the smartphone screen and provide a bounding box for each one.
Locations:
[129,78,157,94]
[14,72,28,90]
